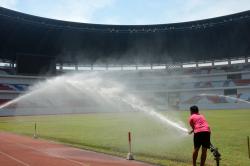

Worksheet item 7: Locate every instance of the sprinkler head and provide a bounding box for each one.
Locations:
[33,134,38,139]
[126,152,134,160]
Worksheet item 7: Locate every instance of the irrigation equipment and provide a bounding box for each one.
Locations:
[210,144,221,166]
[127,131,134,160]
[33,122,38,139]
[247,136,250,159]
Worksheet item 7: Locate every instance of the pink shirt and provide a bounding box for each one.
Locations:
[189,113,211,133]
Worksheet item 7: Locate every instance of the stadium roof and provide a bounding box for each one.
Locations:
[0,7,250,65]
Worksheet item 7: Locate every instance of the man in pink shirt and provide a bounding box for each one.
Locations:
[188,105,211,166]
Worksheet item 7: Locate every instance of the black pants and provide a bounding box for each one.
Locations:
[193,132,211,148]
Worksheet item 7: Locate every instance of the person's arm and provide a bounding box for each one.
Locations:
[188,129,194,134]
[189,117,194,134]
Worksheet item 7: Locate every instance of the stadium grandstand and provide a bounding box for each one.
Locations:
[0,6,250,114]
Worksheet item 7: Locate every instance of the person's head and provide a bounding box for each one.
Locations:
[190,105,199,115]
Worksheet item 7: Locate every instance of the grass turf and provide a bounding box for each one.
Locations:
[0,110,250,166]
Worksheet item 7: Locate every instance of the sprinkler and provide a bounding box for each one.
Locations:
[210,143,221,166]
[247,136,250,159]
[33,122,38,139]
[126,131,134,160]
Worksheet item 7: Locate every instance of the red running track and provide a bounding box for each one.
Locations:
[0,132,153,166]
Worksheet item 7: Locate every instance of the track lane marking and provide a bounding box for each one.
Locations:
[0,133,152,166]
[15,142,89,166]
[1,136,89,166]
[0,150,30,166]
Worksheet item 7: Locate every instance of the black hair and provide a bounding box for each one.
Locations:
[190,105,199,114]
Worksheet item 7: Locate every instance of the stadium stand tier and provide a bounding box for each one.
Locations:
[1,63,250,114]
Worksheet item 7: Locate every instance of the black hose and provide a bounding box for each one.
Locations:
[210,144,221,166]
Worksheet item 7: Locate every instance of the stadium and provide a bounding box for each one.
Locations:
[0,5,250,166]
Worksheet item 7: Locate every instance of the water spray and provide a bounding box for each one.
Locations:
[127,131,134,160]
[0,73,189,134]
[210,143,221,166]
[69,78,189,134]
[199,93,250,104]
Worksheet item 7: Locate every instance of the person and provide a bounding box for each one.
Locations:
[188,105,211,166]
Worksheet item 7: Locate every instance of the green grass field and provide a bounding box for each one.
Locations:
[0,110,250,166]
